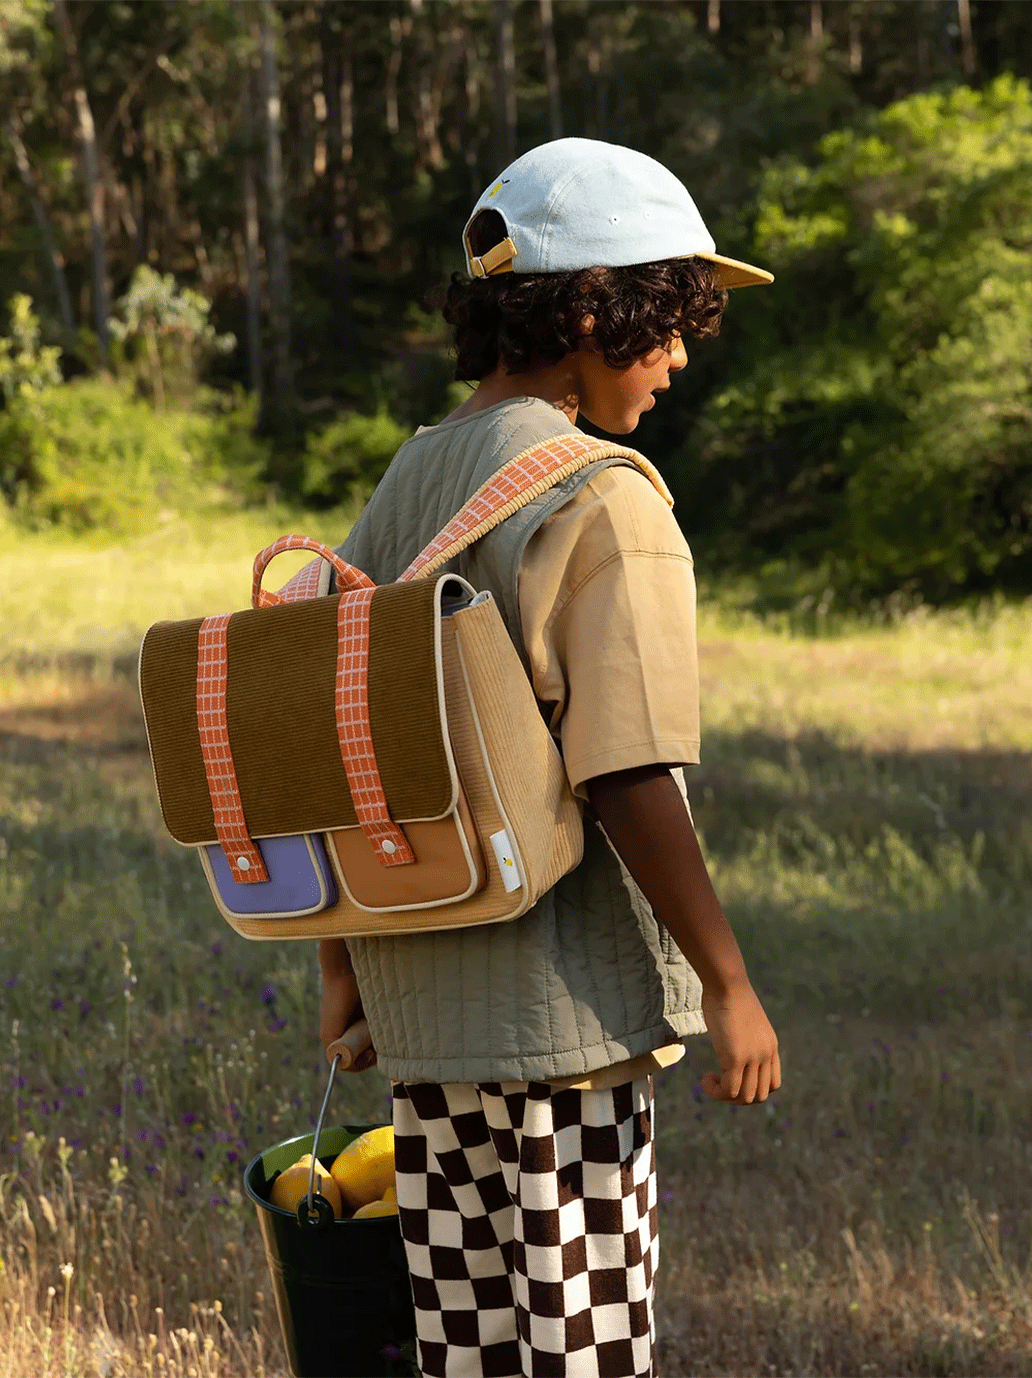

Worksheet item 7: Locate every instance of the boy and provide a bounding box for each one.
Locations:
[320,138,780,1378]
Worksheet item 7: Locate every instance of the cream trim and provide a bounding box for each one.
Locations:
[197,834,332,921]
[326,808,481,914]
[452,608,530,917]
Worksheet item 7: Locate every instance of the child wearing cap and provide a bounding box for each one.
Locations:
[320,138,780,1378]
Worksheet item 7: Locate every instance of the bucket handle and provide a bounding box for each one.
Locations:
[297,1051,342,1231]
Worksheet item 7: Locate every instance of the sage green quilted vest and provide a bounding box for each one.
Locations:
[333,397,705,1083]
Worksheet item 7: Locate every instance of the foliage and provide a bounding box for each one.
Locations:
[0,291,61,403]
[109,265,236,408]
[300,408,411,505]
[680,75,1032,601]
[3,2,1032,595]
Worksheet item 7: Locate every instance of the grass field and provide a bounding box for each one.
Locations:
[1,511,1030,1376]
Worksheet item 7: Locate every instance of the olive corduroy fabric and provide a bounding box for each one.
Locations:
[140,579,452,845]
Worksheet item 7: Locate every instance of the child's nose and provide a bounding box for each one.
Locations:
[668,334,688,372]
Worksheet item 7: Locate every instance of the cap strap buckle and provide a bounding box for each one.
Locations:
[469,236,517,278]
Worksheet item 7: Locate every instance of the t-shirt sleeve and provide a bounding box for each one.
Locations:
[518,465,700,801]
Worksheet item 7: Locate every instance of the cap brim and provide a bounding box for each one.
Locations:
[694,252,774,288]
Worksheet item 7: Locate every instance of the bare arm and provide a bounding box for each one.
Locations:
[585,763,781,1104]
[318,938,377,1073]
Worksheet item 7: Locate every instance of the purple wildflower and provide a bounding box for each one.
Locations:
[146,1163,158,1176]
[181,1111,198,1126]
[4,976,16,988]
[660,1188,675,1204]
[50,998,64,1011]
[133,1076,146,1096]
[260,982,276,1005]
[379,1345,402,1362]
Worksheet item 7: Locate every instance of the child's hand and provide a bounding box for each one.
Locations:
[700,980,780,1105]
[319,947,378,1073]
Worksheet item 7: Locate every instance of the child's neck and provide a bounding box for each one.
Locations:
[443,362,580,425]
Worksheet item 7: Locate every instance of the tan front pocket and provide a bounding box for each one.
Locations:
[327,778,487,911]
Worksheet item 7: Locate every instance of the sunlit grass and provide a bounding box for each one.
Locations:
[1,513,1030,1374]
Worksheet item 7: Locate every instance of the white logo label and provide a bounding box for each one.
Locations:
[489,829,522,893]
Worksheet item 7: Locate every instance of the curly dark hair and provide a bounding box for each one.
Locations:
[443,208,728,381]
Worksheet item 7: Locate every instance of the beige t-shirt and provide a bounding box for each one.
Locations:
[516,462,702,1089]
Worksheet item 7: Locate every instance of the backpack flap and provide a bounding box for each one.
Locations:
[138,574,488,922]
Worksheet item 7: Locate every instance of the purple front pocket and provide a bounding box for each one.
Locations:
[201,834,338,918]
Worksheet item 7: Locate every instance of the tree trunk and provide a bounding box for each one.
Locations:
[6,115,74,331]
[319,0,354,359]
[539,0,562,140]
[847,9,862,75]
[493,0,517,168]
[241,69,264,402]
[957,0,976,78]
[258,0,294,427]
[410,0,444,172]
[385,12,405,136]
[805,0,823,85]
[53,0,109,356]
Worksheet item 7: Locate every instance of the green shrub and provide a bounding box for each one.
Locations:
[300,409,410,505]
[683,75,1032,602]
[0,377,271,534]
[108,266,235,409]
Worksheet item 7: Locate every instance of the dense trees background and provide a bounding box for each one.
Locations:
[1,0,1030,604]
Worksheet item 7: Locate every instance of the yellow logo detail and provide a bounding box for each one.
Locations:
[488,181,503,199]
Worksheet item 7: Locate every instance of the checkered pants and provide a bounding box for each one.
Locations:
[392,1075,658,1378]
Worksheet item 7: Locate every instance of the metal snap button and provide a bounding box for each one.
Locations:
[381,839,397,855]
[237,856,251,871]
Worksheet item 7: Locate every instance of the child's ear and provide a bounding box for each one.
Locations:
[578,313,595,337]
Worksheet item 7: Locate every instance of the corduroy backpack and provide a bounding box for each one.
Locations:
[138,434,670,941]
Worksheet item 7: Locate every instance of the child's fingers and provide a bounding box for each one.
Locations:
[701,1069,741,1101]
[734,1064,759,1104]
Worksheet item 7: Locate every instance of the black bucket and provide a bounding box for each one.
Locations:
[243,1060,416,1378]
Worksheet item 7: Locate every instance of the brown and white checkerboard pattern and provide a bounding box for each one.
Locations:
[392,1076,659,1378]
[196,614,269,884]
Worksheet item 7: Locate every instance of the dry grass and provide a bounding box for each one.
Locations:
[1,516,1030,1376]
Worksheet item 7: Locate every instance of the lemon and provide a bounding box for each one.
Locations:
[330,1126,395,1209]
[269,1156,343,1219]
[351,1198,399,1219]
[381,1186,398,1203]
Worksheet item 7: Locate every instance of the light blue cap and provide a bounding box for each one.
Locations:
[463,137,772,288]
